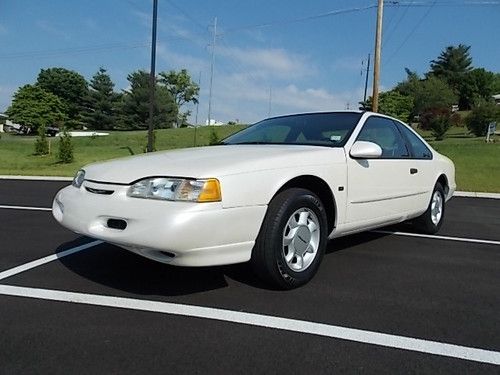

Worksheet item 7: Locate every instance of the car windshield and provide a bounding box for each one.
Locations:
[221,112,363,147]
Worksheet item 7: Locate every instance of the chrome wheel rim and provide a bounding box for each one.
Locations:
[282,208,320,272]
[430,191,443,226]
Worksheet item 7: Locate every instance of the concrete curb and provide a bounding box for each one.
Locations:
[0,175,72,181]
[0,175,499,199]
[453,191,500,199]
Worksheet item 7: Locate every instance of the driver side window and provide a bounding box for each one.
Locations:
[357,116,409,158]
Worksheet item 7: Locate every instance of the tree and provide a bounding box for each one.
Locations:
[492,73,500,94]
[57,127,74,163]
[34,126,49,155]
[457,68,497,109]
[118,70,177,130]
[420,108,452,141]
[465,101,500,137]
[82,68,120,130]
[360,90,413,122]
[429,44,473,109]
[6,84,66,131]
[36,67,88,126]
[411,76,457,117]
[158,69,199,127]
[430,44,473,82]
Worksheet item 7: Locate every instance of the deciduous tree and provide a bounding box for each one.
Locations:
[158,69,199,127]
[36,67,88,126]
[6,84,66,131]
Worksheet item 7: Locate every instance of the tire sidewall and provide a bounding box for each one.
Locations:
[269,190,328,288]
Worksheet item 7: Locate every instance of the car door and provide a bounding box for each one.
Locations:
[394,120,436,213]
[345,115,417,226]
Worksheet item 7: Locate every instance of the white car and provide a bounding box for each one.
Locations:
[53,111,456,289]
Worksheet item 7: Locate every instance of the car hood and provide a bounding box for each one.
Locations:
[83,145,344,184]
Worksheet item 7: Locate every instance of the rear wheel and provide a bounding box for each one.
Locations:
[412,183,445,234]
[251,188,328,289]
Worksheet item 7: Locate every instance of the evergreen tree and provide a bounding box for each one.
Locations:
[83,68,119,130]
[118,70,177,130]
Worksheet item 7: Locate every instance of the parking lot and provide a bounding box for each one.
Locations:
[0,179,499,374]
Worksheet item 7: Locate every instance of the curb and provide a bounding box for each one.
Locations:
[0,175,72,181]
[0,175,499,199]
[453,191,500,199]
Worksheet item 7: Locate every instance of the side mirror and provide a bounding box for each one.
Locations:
[350,141,382,159]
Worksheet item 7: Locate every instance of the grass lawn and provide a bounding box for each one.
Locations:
[0,125,498,193]
[0,125,244,177]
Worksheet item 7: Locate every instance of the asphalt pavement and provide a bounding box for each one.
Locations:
[0,179,499,374]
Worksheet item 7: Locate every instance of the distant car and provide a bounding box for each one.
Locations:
[53,111,456,289]
[46,126,60,137]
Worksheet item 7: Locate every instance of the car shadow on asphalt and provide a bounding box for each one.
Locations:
[56,231,390,295]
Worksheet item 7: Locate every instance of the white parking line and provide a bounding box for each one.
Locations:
[0,204,52,212]
[0,284,498,365]
[373,230,500,246]
[0,240,102,281]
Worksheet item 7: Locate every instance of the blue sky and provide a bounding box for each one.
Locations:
[0,0,499,124]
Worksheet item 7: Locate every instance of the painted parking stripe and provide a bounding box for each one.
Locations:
[0,285,498,365]
[0,204,52,212]
[373,230,500,246]
[0,240,102,281]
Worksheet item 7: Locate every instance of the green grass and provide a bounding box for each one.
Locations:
[0,125,498,193]
[0,125,244,176]
[421,126,500,193]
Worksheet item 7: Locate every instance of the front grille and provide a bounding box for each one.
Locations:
[86,187,114,195]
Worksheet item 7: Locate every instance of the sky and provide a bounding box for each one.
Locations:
[0,0,499,124]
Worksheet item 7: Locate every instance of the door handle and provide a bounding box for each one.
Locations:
[410,168,418,175]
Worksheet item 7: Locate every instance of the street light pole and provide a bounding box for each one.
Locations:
[207,17,217,126]
[372,0,383,113]
[147,0,158,153]
[363,53,371,104]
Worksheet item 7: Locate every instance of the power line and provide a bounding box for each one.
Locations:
[164,0,207,33]
[385,0,438,64]
[218,4,379,35]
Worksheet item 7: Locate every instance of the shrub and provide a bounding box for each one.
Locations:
[465,102,500,137]
[57,127,74,163]
[34,125,49,155]
[449,112,463,127]
[209,127,219,145]
[420,108,451,140]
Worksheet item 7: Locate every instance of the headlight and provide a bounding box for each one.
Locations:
[72,170,85,188]
[127,177,221,202]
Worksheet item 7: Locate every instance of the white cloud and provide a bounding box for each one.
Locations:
[218,46,313,78]
[35,20,71,41]
[145,43,361,124]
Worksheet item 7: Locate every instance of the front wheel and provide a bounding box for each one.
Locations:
[251,188,328,289]
[412,183,445,234]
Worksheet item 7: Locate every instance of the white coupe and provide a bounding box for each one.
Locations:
[53,111,456,289]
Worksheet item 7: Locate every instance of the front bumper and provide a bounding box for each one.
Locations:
[52,182,267,267]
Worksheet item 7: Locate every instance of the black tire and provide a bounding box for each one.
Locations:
[251,188,328,289]
[412,183,446,234]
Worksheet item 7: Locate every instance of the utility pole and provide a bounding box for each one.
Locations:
[147,0,158,153]
[207,17,217,126]
[363,53,371,104]
[194,71,201,147]
[372,0,383,113]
